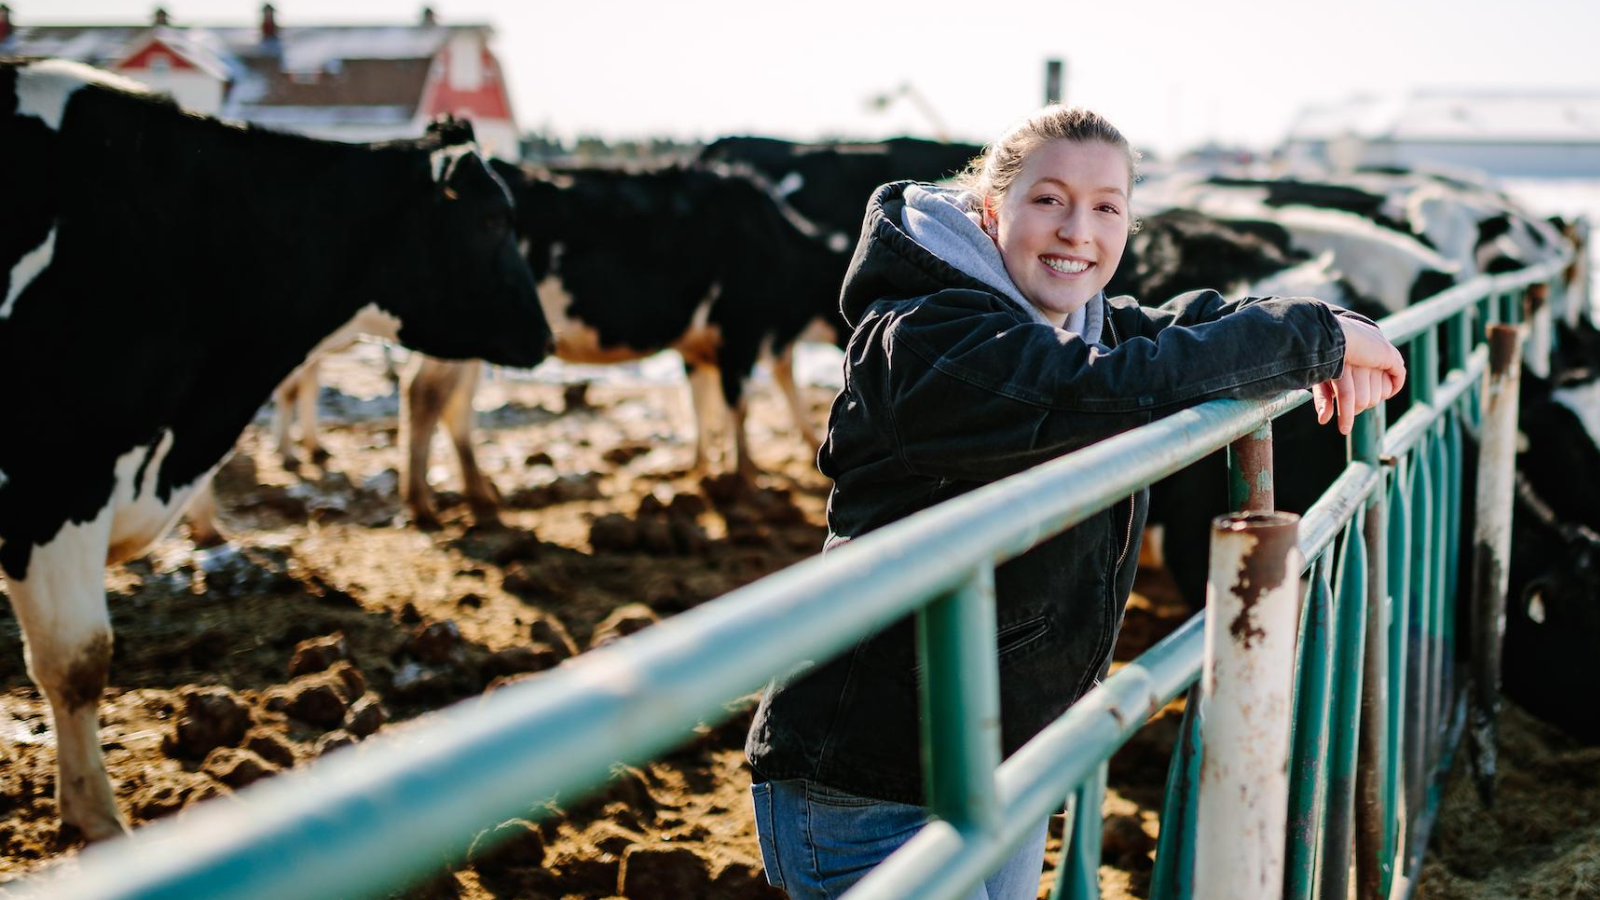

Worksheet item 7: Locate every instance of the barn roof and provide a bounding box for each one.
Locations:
[1,18,492,114]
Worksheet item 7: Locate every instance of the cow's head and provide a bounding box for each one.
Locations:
[1504,477,1600,742]
[368,119,552,369]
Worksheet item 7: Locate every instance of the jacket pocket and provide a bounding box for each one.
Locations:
[996,615,1051,662]
[911,615,1051,682]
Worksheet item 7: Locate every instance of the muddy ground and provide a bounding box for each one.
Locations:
[0,347,1589,899]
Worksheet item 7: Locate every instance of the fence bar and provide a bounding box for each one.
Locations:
[917,566,1003,832]
[1285,558,1334,900]
[1353,407,1390,900]
[1196,512,1302,900]
[1402,435,1434,878]
[1149,687,1203,900]
[1050,761,1109,900]
[1466,325,1522,805]
[1524,283,1552,378]
[1382,458,1412,892]
[1319,514,1367,900]
[1228,422,1275,512]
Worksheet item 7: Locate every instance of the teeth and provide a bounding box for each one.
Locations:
[1043,258,1089,274]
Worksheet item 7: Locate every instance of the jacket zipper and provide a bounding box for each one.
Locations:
[1104,307,1137,571]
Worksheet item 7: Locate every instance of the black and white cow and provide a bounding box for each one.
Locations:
[0,59,551,840]
[698,135,982,240]
[398,161,852,527]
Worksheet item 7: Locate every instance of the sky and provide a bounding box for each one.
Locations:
[33,0,1600,159]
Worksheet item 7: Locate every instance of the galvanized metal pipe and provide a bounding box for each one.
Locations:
[1150,687,1203,900]
[1228,422,1275,512]
[1285,559,1335,900]
[1354,409,1391,900]
[1524,283,1552,379]
[1050,762,1109,900]
[1383,460,1412,890]
[917,566,1003,832]
[1319,517,1368,900]
[1403,439,1435,871]
[1467,325,1523,805]
[1196,512,1302,900]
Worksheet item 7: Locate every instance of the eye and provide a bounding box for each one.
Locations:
[1097,203,1123,215]
[1033,195,1062,206]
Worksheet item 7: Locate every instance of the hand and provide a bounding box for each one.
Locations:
[1312,318,1407,435]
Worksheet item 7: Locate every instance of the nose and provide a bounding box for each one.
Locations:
[1056,205,1093,244]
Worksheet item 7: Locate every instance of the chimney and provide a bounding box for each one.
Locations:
[261,3,278,41]
[421,6,438,27]
[0,6,12,44]
[152,7,169,26]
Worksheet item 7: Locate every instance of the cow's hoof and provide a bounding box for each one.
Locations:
[57,815,130,846]
[309,446,333,465]
[469,506,504,529]
[410,509,443,531]
[188,526,229,550]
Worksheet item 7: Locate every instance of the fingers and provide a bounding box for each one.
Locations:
[1313,381,1334,424]
[1336,368,1356,435]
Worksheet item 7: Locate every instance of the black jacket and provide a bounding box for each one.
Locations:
[745,181,1351,803]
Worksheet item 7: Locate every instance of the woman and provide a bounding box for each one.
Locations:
[745,106,1404,900]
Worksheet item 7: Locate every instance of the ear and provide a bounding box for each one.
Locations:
[981,197,999,239]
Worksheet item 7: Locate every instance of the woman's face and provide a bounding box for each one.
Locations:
[988,139,1131,326]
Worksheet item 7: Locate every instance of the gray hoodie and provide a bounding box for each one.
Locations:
[900,183,1105,344]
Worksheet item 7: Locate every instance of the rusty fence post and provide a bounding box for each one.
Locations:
[1196,512,1302,900]
[1524,282,1551,379]
[1467,324,1522,806]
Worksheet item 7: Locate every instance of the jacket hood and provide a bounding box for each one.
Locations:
[839,181,1102,344]
[839,181,1018,327]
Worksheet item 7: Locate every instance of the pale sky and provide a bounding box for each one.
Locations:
[33,0,1600,158]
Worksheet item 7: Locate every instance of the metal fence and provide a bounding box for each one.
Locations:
[17,252,1571,900]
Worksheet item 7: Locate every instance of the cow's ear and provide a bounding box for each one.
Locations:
[426,113,477,147]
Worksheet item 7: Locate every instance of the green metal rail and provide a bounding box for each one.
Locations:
[15,254,1570,900]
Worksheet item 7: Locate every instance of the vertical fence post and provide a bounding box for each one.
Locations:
[916,566,1003,834]
[1524,283,1552,379]
[1285,559,1335,900]
[1354,407,1390,900]
[1467,325,1523,806]
[1228,423,1275,512]
[1383,458,1411,889]
[1196,512,1302,900]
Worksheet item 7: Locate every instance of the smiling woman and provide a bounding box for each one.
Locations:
[741,104,1407,900]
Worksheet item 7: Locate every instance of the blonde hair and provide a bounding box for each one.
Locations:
[956,106,1141,207]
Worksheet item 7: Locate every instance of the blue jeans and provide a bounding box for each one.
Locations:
[750,778,1049,900]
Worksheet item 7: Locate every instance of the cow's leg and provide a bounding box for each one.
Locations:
[441,360,500,526]
[401,356,450,530]
[295,360,329,465]
[770,345,821,455]
[182,476,227,548]
[685,364,724,476]
[5,514,128,841]
[271,375,301,471]
[729,393,759,487]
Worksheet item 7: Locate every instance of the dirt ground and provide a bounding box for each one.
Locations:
[0,346,1588,900]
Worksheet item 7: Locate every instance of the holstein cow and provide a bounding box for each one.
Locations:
[257,136,983,524]
[698,135,982,240]
[399,162,852,527]
[0,59,551,840]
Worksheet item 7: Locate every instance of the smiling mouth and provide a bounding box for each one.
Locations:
[1042,257,1090,275]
